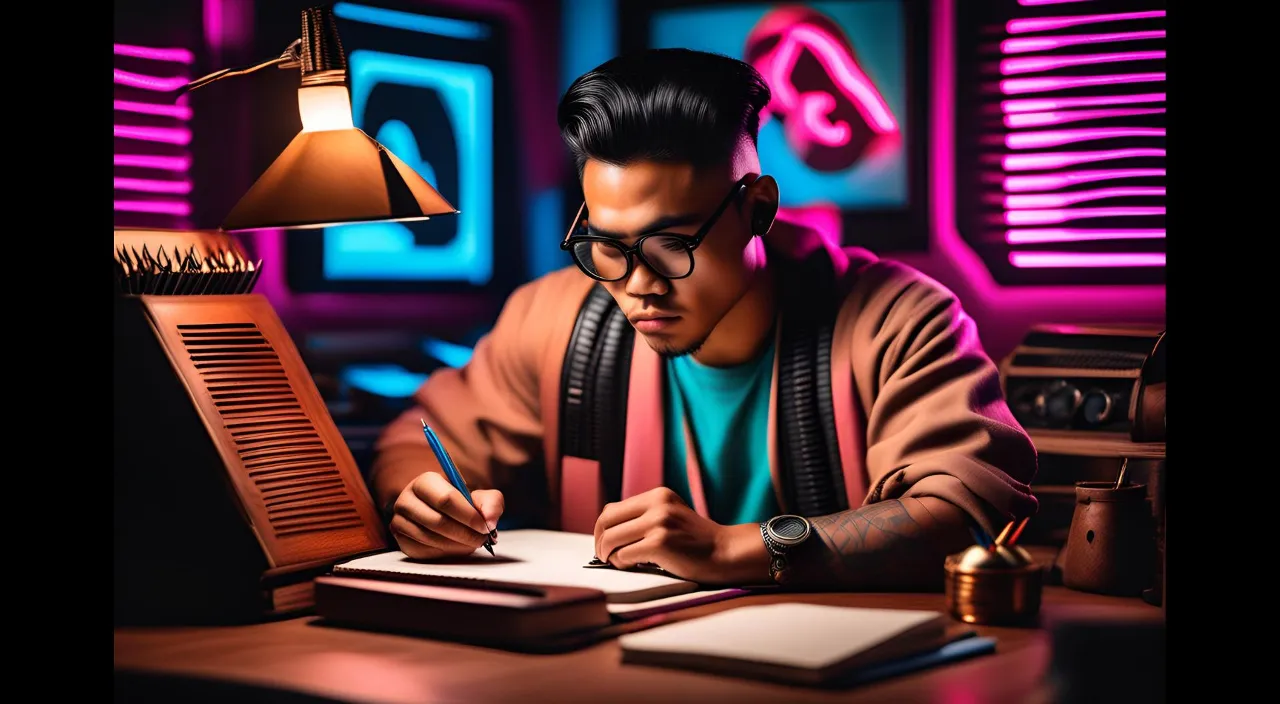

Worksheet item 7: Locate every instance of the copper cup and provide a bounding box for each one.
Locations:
[1060,481,1153,596]
[945,545,1043,626]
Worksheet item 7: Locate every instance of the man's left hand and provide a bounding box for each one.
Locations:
[592,487,770,585]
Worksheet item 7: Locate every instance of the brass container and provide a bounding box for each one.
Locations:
[944,544,1042,626]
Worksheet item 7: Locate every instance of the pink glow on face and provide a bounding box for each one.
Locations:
[1006,228,1165,244]
[1002,30,1165,54]
[113,43,194,64]
[1006,127,1164,149]
[114,177,193,194]
[114,200,192,216]
[759,22,898,147]
[1004,148,1165,171]
[114,154,192,171]
[1005,187,1164,209]
[114,99,192,120]
[1004,168,1165,192]
[1007,10,1166,34]
[1010,252,1165,268]
[114,69,189,92]
[1005,107,1164,128]
[1001,50,1165,76]
[1004,206,1165,226]
[1001,72,1164,95]
[1002,92,1165,113]
[115,124,192,145]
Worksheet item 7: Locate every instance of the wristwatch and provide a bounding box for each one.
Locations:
[759,514,813,584]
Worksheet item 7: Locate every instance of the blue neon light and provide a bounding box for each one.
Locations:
[340,364,429,398]
[324,50,494,283]
[333,2,489,40]
[423,337,475,368]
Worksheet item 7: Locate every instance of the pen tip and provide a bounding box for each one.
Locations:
[484,544,495,557]
[421,418,427,427]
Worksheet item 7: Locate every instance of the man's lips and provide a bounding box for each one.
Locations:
[630,313,680,332]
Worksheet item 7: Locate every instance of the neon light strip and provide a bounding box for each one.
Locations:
[1005,206,1165,226]
[113,43,194,64]
[333,2,489,39]
[1018,0,1094,5]
[114,154,192,171]
[1006,127,1165,149]
[114,69,189,92]
[1002,72,1165,95]
[1003,92,1165,113]
[1004,168,1165,192]
[1010,252,1165,268]
[1005,187,1165,209]
[114,200,192,216]
[1005,107,1164,128]
[1002,30,1165,54]
[1001,50,1165,75]
[1007,10,1166,34]
[1004,148,1165,171]
[1006,228,1165,244]
[765,24,898,134]
[114,124,192,145]
[114,99,192,120]
[114,177,193,194]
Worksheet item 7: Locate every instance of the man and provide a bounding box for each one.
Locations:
[371,49,1038,591]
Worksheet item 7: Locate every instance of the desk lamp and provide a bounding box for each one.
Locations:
[114,6,456,626]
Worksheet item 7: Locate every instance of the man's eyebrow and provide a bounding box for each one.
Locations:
[585,212,704,240]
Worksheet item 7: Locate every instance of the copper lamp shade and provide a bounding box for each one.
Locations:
[222,129,457,231]
[216,6,458,231]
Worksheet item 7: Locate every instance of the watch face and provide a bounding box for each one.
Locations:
[768,515,812,546]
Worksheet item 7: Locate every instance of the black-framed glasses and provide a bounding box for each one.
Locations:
[560,177,749,282]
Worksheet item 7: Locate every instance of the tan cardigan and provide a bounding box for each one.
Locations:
[371,224,1039,537]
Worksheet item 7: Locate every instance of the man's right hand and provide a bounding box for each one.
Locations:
[389,471,505,559]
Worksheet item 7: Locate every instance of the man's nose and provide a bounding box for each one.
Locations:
[625,258,669,298]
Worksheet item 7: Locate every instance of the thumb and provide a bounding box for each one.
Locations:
[473,489,505,528]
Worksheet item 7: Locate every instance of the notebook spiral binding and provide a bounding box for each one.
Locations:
[115,243,263,296]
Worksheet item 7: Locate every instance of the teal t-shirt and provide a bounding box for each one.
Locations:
[663,340,781,525]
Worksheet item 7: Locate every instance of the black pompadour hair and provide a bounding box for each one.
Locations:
[557,48,772,177]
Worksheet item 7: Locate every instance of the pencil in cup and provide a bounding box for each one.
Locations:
[420,420,498,555]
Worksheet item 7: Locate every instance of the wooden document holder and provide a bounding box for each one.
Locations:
[114,232,386,626]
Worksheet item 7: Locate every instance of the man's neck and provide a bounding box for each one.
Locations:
[691,257,777,368]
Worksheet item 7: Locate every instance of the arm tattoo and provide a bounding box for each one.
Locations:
[795,498,968,591]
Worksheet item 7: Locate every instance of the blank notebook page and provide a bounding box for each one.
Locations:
[334,529,694,600]
[619,603,944,669]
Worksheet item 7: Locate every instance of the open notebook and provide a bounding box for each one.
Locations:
[619,603,954,686]
[331,529,739,607]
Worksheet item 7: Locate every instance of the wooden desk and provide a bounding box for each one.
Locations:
[114,586,1160,704]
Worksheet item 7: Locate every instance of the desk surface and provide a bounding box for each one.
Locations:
[114,586,1160,704]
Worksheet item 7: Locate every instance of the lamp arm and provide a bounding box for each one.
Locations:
[178,39,303,95]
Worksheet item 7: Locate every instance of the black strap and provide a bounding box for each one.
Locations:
[558,258,847,516]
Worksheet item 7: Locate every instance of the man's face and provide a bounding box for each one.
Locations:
[580,160,757,358]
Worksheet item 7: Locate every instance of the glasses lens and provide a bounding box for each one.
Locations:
[640,236,695,278]
[571,239,629,281]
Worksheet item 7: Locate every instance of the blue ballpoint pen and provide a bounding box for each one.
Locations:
[421,419,497,556]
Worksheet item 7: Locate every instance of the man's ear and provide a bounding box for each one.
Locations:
[748,175,780,236]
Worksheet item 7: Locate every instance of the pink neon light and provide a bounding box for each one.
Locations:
[113,99,192,120]
[1002,30,1166,55]
[114,200,192,216]
[1005,187,1165,209]
[113,69,189,92]
[1004,148,1165,171]
[114,154,192,171]
[758,22,898,147]
[114,124,192,145]
[114,177,193,194]
[1004,168,1165,192]
[113,43,194,64]
[1006,229,1165,244]
[1006,127,1165,149]
[1000,50,1165,76]
[1003,92,1165,113]
[1010,252,1165,268]
[1002,72,1165,96]
[1005,107,1164,128]
[1005,206,1165,226]
[1018,0,1093,5]
[1007,10,1166,34]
